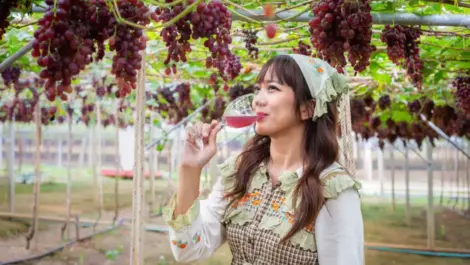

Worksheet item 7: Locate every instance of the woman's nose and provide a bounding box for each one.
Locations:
[253,92,267,108]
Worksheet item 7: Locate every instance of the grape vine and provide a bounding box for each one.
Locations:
[308,0,376,73]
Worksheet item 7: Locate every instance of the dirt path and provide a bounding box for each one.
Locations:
[0,207,136,264]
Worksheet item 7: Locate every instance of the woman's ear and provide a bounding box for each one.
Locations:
[300,100,315,120]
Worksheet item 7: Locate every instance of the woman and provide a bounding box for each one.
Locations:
[162,54,364,265]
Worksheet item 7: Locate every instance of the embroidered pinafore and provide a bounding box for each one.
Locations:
[219,157,360,265]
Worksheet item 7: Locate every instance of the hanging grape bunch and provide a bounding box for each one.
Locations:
[421,99,434,120]
[455,112,470,138]
[381,25,423,90]
[407,99,421,114]
[308,0,376,73]
[242,28,259,59]
[432,105,457,136]
[452,76,470,117]
[1,66,21,88]
[32,0,150,101]
[228,84,255,101]
[378,95,391,110]
[153,0,241,81]
[293,41,312,56]
[0,0,20,40]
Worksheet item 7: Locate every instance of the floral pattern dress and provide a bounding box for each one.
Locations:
[163,155,364,265]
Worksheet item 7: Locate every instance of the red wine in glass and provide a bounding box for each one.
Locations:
[223,115,258,128]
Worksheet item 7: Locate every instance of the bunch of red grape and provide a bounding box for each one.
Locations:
[242,28,259,59]
[32,0,150,101]
[1,66,21,88]
[380,25,406,65]
[308,0,376,73]
[228,83,255,101]
[370,116,381,130]
[378,95,391,110]
[452,76,470,116]
[350,98,367,127]
[407,99,421,114]
[293,41,312,56]
[380,25,423,89]
[0,0,19,40]
[93,76,115,98]
[200,95,227,123]
[152,83,195,124]
[455,112,470,138]
[432,104,457,134]
[153,0,241,81]
[421,99,434,119]
[109,1,149,97]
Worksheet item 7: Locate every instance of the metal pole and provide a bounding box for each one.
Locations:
[8,121,15,213]
[377,147,384,197]
[390,149,396,211]
[405,146,411,226]
[421,114,470,160]
[426,137,435,249]
[231,10,470,27]
[0,41,34,72]
[28,5,470,27]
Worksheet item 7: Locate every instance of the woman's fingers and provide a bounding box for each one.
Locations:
[208,120,223,147]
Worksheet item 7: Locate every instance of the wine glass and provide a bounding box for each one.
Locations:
[192,93,259,149]
[220,93,258,128]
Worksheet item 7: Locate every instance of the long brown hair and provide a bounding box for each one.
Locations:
[224,55,340,242]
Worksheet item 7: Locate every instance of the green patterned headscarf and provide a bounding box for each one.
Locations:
[287,54,355,176]
[287,54,349,120]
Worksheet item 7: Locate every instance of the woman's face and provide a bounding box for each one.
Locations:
[252,67,309,137]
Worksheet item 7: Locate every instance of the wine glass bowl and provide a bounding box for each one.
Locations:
[222,93,258,128]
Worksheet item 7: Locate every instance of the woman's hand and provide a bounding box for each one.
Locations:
[181,120,223,170]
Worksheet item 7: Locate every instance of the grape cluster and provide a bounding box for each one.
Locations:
[380,25,406,64]
[0,79,40,123]
[228,83,255,101]
[293,41,312,56]
[242,28,259,59]
[152,83,194,124]
[378,95,391,110]
[109,1,149,97]
[456,112,470,138]
[33,0,150,101]
[407,99,421,113]
[153,0,241,81]
[380,25,423,89]
[421,99,434,119]
[309,0,376,73]
[1,66,21,87]
[0,0,19,40]
[93,76,115,98]
[432,104,458,136]
[452,77,470,116]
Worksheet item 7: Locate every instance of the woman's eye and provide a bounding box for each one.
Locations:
[268,85,279,91]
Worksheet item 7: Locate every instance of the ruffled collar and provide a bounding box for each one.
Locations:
[256,160,343,213]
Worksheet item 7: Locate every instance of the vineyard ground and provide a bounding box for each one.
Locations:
[0,166,468,264]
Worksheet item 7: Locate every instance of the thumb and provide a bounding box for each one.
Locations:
[208,123,223,148]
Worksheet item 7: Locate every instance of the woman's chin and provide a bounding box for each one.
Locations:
[254,124,270,136]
